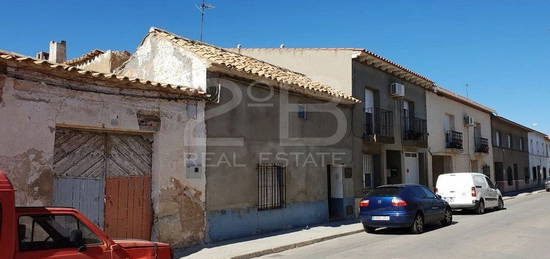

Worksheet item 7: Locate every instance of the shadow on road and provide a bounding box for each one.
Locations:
[453,207,507,215]
[369,221,458,235]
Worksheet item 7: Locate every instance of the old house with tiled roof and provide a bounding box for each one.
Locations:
[118,27,359,244]
[0,42,209,247]
[233,47,433,203]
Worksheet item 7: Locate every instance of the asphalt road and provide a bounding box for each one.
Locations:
[261,191,550,259]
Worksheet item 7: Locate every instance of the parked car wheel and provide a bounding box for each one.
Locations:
[475,200,485,214]
[410,213,424,234]
[441,208,453,226]
[497,197,504,210]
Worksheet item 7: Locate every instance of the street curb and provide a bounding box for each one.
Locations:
[230,229,363,259]
[502,188,546,201]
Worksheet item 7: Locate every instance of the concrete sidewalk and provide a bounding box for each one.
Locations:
[502,187,545,200]
[174,189,545,259]
[174,220,363,259]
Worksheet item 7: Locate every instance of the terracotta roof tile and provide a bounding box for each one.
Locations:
[148,27,359,104]
[64,49,105,66]
[0,50,208,99]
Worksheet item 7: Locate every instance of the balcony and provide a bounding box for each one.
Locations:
[364,107,394,144]
[402,117,428,147]
[445,130,463,150]
[475,137,489,153]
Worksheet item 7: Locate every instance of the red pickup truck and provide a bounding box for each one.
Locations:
[0,171,173,259]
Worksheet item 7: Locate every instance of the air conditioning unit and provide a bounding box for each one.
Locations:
[464,115,475,127]
[390,83,405,97]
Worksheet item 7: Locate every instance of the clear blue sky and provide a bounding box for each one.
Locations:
[2,0,549,134]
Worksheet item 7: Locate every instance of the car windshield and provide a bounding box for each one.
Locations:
[367,187,401,197]
[18,214,102,251]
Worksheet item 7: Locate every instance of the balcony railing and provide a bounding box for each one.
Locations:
[402,117,428,146]
[445,130,463,150]
[364,107,393,143]
[475,137,489,153]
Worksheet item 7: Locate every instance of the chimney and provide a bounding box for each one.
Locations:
[36,51,49,60]
[48,40,66,63]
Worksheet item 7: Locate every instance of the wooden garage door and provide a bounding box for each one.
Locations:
[53,129,105,228]
[53,128,153,240]
[104,134,152,240]
[104,176,152,239]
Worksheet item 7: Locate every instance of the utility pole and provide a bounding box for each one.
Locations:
[198,0,214,42]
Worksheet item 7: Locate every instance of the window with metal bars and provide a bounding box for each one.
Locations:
[258,163,286,210]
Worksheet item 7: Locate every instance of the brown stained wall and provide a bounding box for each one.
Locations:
[205,73,354,211]
[0,65,207,247]
[491,117,530,191]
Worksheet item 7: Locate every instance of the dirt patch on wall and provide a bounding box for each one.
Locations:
[156,177,205,247]
[0,148,53,205]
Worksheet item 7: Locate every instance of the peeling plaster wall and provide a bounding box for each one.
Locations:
[0,68,207,247]
[118,34,208,92]
[116,37,355,242]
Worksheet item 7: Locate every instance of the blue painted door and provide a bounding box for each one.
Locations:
[53,129,106,228]
[53,177,105,228]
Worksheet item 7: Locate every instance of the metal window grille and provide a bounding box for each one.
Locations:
[258,163,286,210]
[364,107,393,138]
[298,105,307,120]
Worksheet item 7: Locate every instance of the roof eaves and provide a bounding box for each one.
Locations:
[435,86,495,114]
[353,49,435,89]
[147,27,359,104]
[493,116,534,133]
[0,50,209,100]
[64,49,105,66]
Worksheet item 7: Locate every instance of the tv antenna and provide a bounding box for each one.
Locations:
[465,83,470,98]
[197,0,215,41]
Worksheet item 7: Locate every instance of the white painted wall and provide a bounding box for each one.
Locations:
[119,34,209,92]
[426,90,494,188]
[528,132,549,181]
[229,48,355,96]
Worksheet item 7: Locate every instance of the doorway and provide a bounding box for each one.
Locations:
[432,155,452,186]
[53,128,153,240]
[404,152,419,184]
[327,164,344,220]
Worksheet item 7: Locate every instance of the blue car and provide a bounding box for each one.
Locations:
[359,184,453,234]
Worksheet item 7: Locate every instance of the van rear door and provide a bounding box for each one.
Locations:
[436,174,474,204]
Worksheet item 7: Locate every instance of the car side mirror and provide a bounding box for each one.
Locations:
[436,194,442,199]
[69,229,86,252]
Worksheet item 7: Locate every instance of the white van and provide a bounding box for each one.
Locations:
[435,172,503,214]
